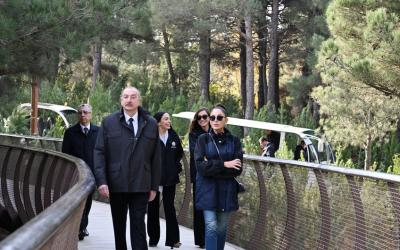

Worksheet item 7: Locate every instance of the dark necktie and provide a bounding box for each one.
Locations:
[84,127,89,136]
[128,118,134,132]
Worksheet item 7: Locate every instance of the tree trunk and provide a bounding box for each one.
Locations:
[47,49,60,84]
[364,134,372,171]
[257,25,267,109]
[162,26,177,92]
[257,2,268,109]
[91,40,102,92]
[244,13,254,136]
[199,29,211,104]
[240,21,246,116]
[30,76,40,135]
[397,117,400,142]
[308,99,320,125]
[267,0,280,113]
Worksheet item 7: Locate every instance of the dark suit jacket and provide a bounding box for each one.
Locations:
[62,123,99,171]
[94,107,161,193]
[159,128,183,186]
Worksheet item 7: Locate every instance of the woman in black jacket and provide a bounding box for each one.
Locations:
[194,104,243,250]
[189,108,210,248]
[147,112,183,248]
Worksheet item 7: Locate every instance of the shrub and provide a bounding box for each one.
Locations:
[387,154,400,174]
[4,108,30,135]
[45,116,65,138]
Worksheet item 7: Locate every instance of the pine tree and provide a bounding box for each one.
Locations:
[313,0,400,170]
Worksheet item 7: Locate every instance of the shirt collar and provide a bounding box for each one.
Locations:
[80,123,90,130]
[123,111,138,124]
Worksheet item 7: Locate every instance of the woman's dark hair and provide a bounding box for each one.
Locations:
[211,103,228,116]
[189,107,210,133]
[153,111,167,123]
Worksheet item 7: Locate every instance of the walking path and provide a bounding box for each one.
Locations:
[78,201,241,250]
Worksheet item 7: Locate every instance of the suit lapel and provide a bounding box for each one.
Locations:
[136,116,147,138]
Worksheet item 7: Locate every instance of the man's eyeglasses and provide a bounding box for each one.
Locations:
[197,114,209,121]
[209,115,225,121]
[78,111,91,115]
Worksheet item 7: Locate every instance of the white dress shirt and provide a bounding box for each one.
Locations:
[124,112,138,135]
[80,124,91,134]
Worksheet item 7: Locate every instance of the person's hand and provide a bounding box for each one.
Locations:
[148,190,157,202]
[98,185,109,198]
[224,159,242,170]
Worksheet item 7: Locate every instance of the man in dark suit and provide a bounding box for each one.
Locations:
[62,103,99,240]
[260,137,276,157]
[94,86,161,250]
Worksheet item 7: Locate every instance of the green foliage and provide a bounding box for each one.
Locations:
[387,154,400,174]
[335,144,359,168]
[150,95,189,136]
[275,140,294,160]
[0,78,31,118]
[0,115,5,133]
[292,106,317,129]
[242,136,259,155]
[45,116,65,138]
[40,81,67,105]
[89,84,118,125]
[284,0,330,114]
[314,0,400,169]
[4,108,30,135]
[0,0,113,77]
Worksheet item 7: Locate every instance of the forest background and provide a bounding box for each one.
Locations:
[0,0,399,172]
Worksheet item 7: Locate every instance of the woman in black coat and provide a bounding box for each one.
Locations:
[189,108,210,249]
[147,112,183,248]
[194,104,243,250]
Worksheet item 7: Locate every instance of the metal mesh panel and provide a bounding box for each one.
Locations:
[2,133,400,250]
[0,135,94,249]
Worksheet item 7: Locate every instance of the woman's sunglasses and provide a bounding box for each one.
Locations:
[209,115,225,121]
[197,114,209,121]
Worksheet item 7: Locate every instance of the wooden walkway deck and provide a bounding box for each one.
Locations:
[78,201,241,250]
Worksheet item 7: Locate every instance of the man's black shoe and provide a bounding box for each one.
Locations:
[78,232,85,241]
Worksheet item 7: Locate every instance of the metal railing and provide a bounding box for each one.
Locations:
[2,133,400,249]
[0,134,94,249]
[176,154,400,249]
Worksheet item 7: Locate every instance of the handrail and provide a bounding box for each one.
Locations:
[0,135,94,249]
[245,154,400,183]
[2,133,400,249]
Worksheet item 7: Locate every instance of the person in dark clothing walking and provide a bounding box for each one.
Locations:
[62,103,99,241]
[194,104,243,250]
[94,86,161,250]
[147,112,183,249]
[189,108,210,249]
[260,136,276,157]
[294,140,308,161]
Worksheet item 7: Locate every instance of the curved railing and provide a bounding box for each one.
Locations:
[0,134,94,249]
[2,133,400,249]
[0,133,63,151]
[176,154,400,249]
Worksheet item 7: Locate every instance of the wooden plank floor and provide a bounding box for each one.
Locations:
[79,201,242,250]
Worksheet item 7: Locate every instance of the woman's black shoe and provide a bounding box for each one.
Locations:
[166,242,181,249]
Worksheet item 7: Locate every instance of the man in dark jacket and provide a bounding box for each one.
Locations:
[260,137,276,157]
[294,140,308,161]
[94,86,161,250]
[62,103,99,241]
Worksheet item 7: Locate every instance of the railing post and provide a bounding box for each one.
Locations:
[277,165,296,249]
[346,175,366,250]
[314,169,331,250]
